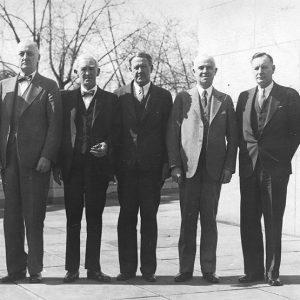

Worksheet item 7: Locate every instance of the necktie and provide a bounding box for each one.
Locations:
[258,89,266,108]
[202,90,208,107]
[81,90,94,97]
[137,86,144,101]
[18,74,32,82]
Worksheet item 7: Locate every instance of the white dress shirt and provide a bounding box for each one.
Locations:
[81,85,97,109]
[133,81,151,102]
[18,71,36,95]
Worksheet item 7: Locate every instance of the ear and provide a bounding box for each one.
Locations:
[74,69,78,75]
[215,67,218,75]
[97,68,100,76]
[272,65,275,73]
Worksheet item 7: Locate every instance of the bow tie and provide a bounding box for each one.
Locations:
[18,74,32,82]
[81,90,95,97]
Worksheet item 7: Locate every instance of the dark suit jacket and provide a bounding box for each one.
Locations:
[0,73,62,169]
[167,86,238,181]
[58,87,118,181]
[236,82,300,178]
[114,81,172,172]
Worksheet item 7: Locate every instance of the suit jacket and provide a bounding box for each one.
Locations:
[0,73,62,169]
[58,87,119,181]
[236,82,300,178]
[167,86,237,180]
[114,81,172,172]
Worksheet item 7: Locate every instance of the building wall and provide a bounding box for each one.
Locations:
[198,0,300,236]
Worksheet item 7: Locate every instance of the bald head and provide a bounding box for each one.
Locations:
[17,40,40,75]
[74,54,99,90]
[193,54,217,89]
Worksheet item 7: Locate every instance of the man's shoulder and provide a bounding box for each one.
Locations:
[273,82,300,98]
[36,73,59,90]
[97,87,117,100]
[0,76,17,86]
[114,83,131,97]
[213,88,232,101]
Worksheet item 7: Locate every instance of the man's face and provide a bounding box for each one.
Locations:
[193,56,217,89]
[76,58,99,90]
[130,57,152,87]
[17,42,39,75]
[251,55,275,88]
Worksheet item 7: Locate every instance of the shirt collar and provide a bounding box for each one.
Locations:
[196,84,213,100]
[81,85,97,94]
[258,81,274,98]
[133,81,151,96]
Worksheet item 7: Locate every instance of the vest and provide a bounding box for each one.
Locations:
[251,91,271,138]
[74,96,96,154]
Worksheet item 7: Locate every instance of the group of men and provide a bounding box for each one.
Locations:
[0,40,299,287]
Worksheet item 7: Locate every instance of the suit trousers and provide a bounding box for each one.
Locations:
[240,161,289,279]
[2,140,49,275]
[63,153,109,272]
[117,166,161,275]
[178,156,221,274]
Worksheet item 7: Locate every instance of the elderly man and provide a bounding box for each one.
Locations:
[0,40,62,283]
[114,51,172,282]
[237,52,300,286]
[53,54,118,283]
[167,54,237,283]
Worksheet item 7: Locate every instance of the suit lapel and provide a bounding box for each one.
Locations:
[92,87,105,127]
[190,87,201,117]
[141,83,155,121]
[209,88,222,124]
[243,87,257,138]
[22,73,43,109]
[264,83,280,128]
[69,90,80,148]
[125,82,137,121]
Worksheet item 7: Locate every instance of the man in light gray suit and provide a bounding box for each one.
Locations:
[0,40,62,284]
[167,54,237,283]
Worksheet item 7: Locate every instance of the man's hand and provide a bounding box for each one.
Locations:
[90,142,107,157]
[171,167,183,185]
[220,169,232,184]
[53,167,62,185]
[36,157,51,173]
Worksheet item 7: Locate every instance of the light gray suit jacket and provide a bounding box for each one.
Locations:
[167,86,237,180]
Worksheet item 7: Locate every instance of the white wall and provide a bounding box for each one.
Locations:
[198,0,300,236]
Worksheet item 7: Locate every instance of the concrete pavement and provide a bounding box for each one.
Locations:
[0,185,299,300]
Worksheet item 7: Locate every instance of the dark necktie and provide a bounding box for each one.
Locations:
[18,74,32,82]
[81,90,94,97]
[202,90,208,108]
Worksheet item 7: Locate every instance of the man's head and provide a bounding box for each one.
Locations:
[17,40,40,75]
[192,54,217,89]
[74,54,99,90]
[129,52,153,87]
[251,52,275,88]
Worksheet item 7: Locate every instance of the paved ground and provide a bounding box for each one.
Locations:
[0,186,299,300]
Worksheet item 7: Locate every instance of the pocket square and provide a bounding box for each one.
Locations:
[221,111,227,115]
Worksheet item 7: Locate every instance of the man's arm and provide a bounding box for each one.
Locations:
[222,95,238,181]
[38,80,62,172]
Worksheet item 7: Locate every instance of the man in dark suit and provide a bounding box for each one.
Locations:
[236,52,300,286]
[114,51,172,282]
[167,54,237,283]
[53,54,118,283]
[0,40,62,283]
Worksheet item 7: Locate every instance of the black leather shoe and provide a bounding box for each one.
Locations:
[268,278,282,286]
[142,274,156,282]
[203,272,220,283]
[174,272,193,282]
[87,270,111,282]
[63,271,79,283]
[116,273,136,281]
[29,273,42,283]
[1,271,26,283]
[238,274,265,283]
